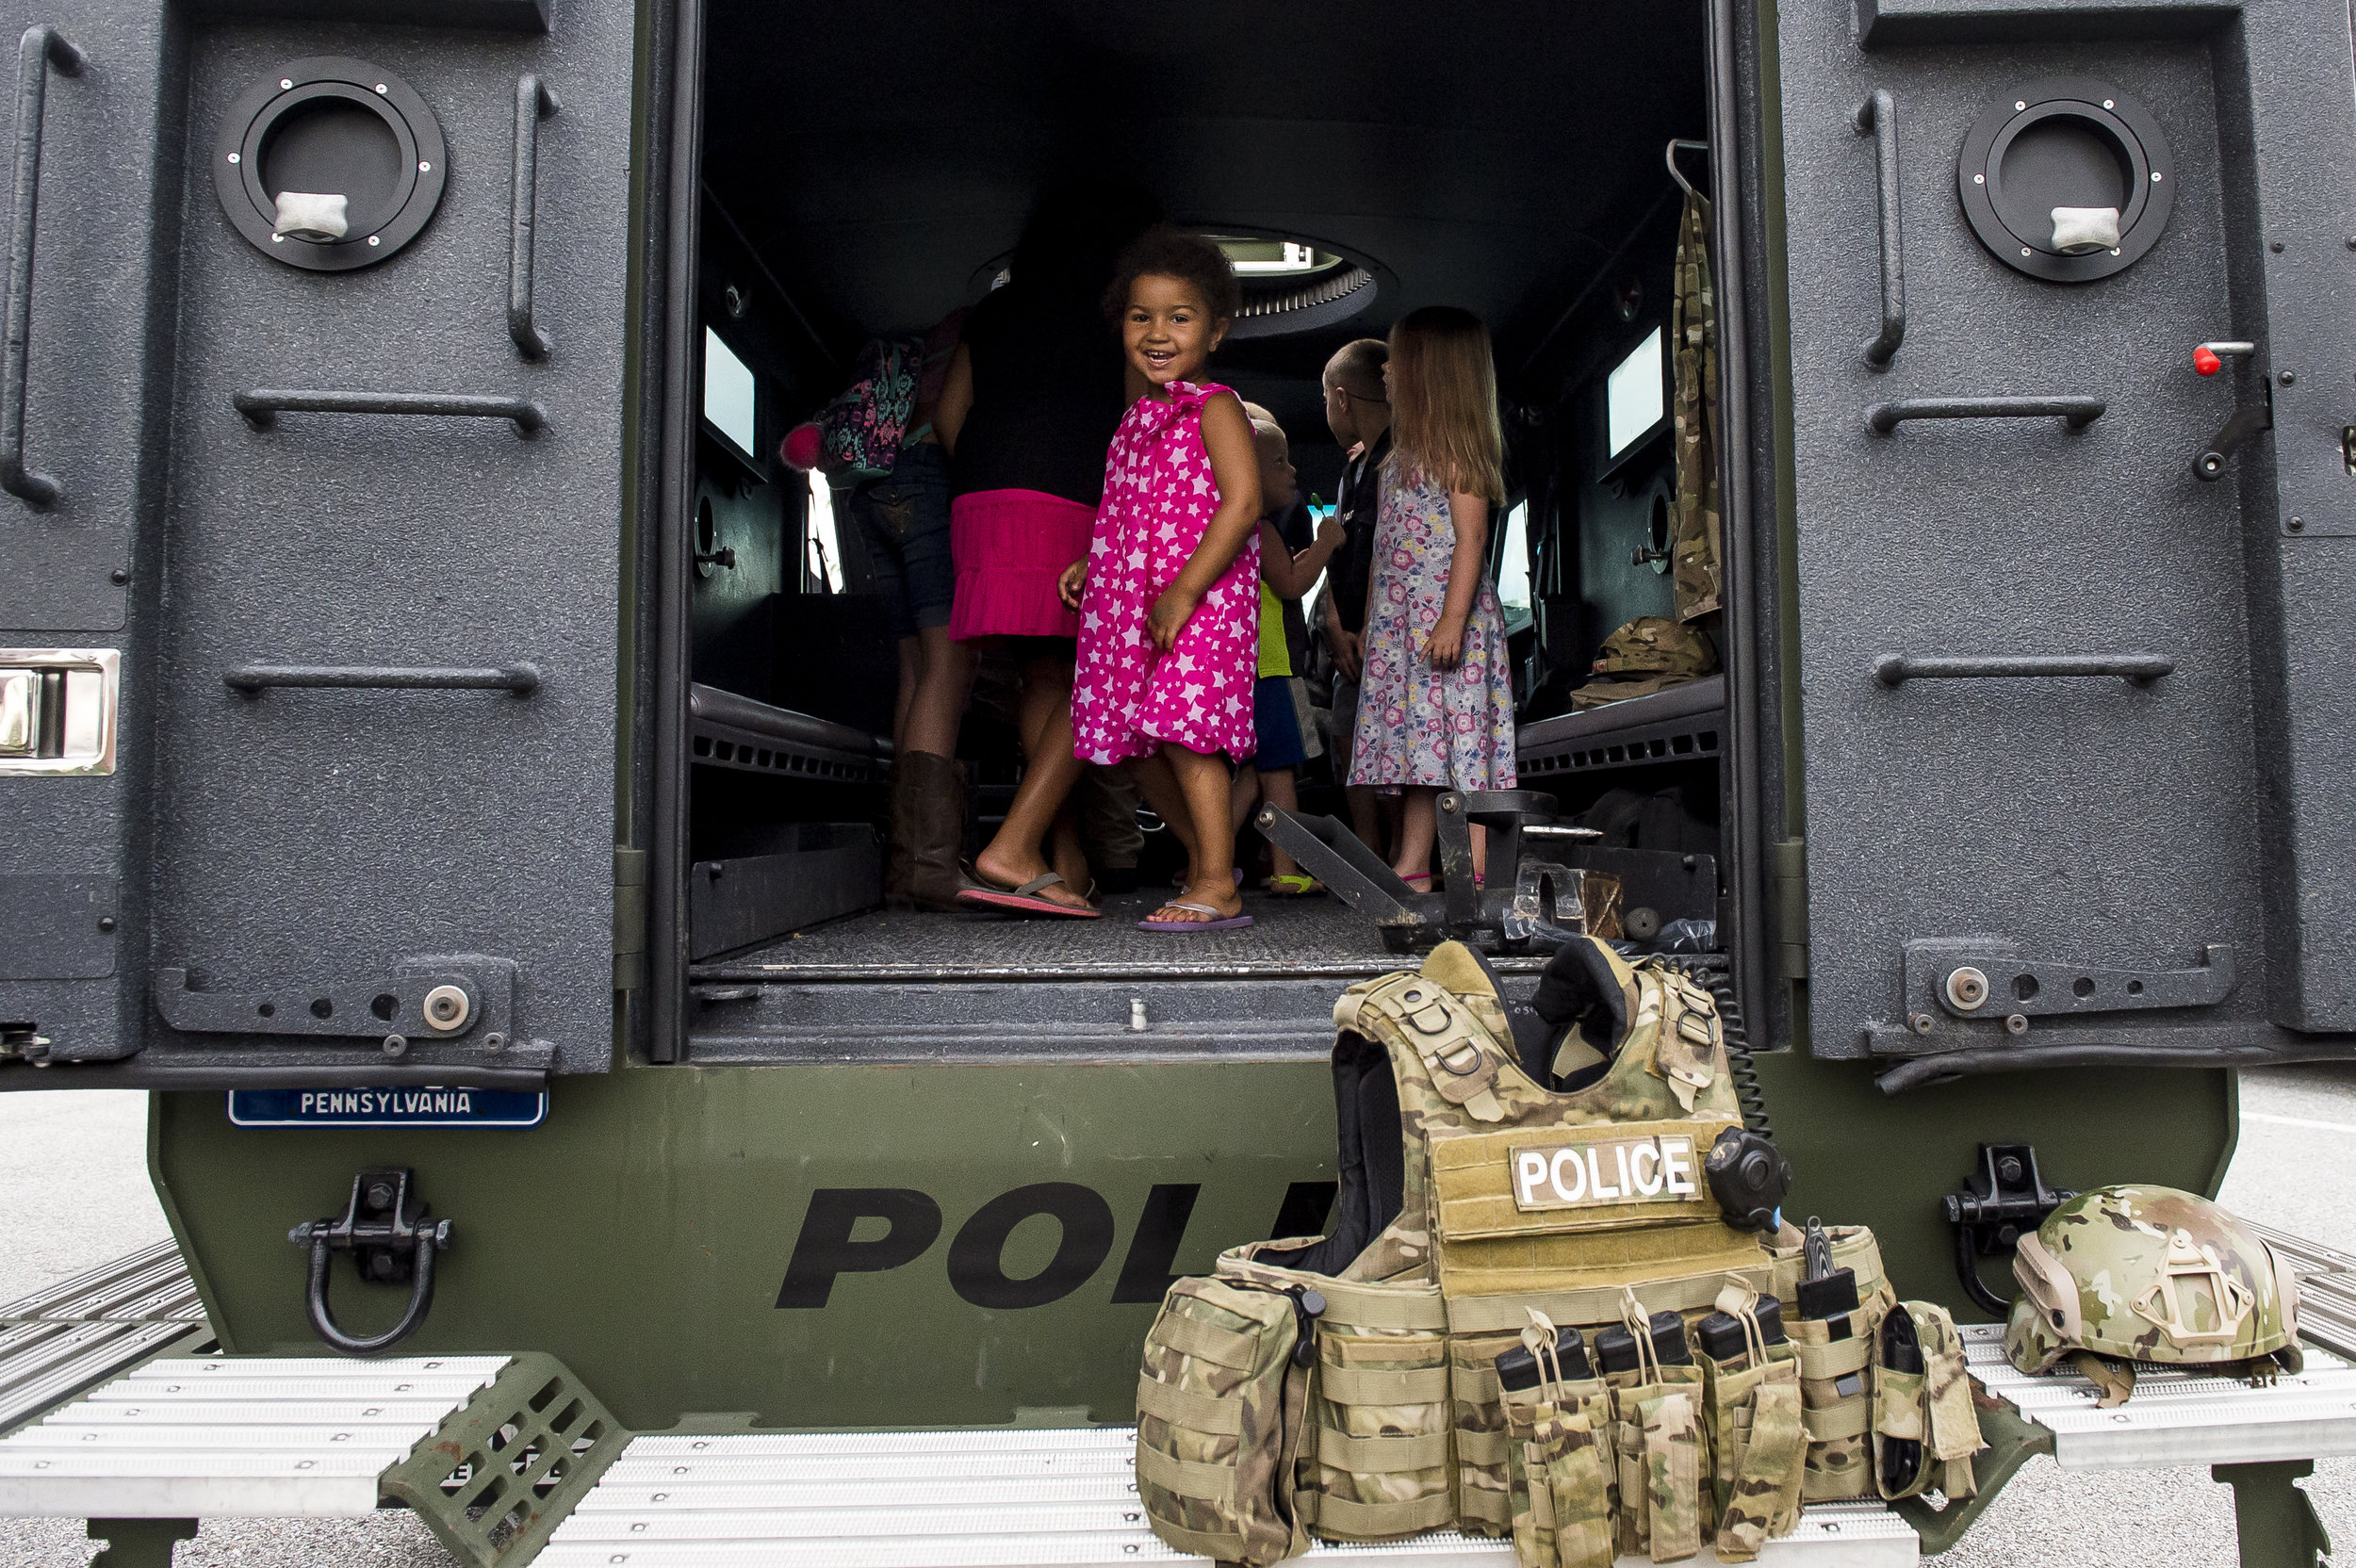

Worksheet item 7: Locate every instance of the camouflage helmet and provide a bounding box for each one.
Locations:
[2004,1184,2299,1381]
[1591,616,1718,678]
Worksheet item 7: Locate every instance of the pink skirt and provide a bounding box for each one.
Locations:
[949,489,1095,641]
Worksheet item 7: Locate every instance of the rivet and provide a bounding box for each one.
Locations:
[2271,240,2285,253]
[2346,237,2356,250]
[382,1034,408,1056]
[368,236,381,246]
[418,160,431,172]
[1973,172,1986,184]
[2152,172,2164,181]
[226,152,239,164]
[375,83,388,93]
[2288,517,2307,532]
[97,916,115,933]
[2021,248,2032,257]
[270,234,283,242]
[2281,370,2296,385]
[2016,100,2027,110]
[2004,1013,2030,1035]
[2103,99,2115,108]
[2110,248,2121,256]
[109,568,127,584]
[1908,1012,1934,1035]
[280,78,293,89]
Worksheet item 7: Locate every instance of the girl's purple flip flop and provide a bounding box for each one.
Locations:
[1138,901,1253,933]
[955,871,1101,919]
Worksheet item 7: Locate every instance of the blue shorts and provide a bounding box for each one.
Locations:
[1252,676,1320,771]
[848,440,955,640]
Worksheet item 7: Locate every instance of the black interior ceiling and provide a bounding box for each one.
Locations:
[700,0,1709,402]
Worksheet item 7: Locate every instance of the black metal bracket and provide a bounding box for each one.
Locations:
[1892,937,2235,1046]
[1942,1143,2074,1315]
[2197,395,2273,482]
[2,24,83,510]
[154,956,516,1054]
[290,1168,452,1355]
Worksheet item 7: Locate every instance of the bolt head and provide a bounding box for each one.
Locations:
[2271,240,2286,253]
[109,568,127,584]
[2281,370,2297,385]
[2289,517,2306,532]
[367,236,381,247]
[280,78,293,89]
[2004,1012,2030,1035]
[1909,1012,1935,1035]
[1997,1155,2024,1183]
[226,153,238,164]
[96,916,115,933]
[366,1181,397,1208]
[382,1033,408,1056]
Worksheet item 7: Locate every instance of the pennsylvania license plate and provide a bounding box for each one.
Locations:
[227,1086,548,1129]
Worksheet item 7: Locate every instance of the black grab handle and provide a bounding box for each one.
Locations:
[235,388,548,433]
[1,25,80,508]
[1867,397,2103,433]
[508,74,560,360]
[1853,89,1904,368]
[1874,653,2172,686]
[225,662,542,694]
[301,1229,441,1356]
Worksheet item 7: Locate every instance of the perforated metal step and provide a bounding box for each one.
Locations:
[0,1353,510,1515]
[1964,1323,2356,1468]
[539,1429,1918,1567]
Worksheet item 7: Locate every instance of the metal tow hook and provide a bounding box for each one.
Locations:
[288,1168,452,1356]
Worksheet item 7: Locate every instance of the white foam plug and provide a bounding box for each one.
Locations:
[272,190,349,243]
[2051,205,2122,254]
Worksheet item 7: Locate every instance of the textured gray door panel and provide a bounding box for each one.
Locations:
[0,874,117,980]
[1772,0,2355,1064]
[126,8,635,1075]
[0,0,172,1063]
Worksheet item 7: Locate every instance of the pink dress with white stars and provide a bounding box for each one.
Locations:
[1072,382,1261,765]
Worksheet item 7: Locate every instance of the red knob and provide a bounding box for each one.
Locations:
[2194,345,2223,376]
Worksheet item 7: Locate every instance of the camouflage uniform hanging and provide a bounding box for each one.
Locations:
[1670,191,1722,622]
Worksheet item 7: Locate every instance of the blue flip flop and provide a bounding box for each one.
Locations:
[1138,900,1253,933]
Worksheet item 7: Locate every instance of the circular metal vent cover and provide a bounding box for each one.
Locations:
[1958,77,2174,284]
[212,57,446,271]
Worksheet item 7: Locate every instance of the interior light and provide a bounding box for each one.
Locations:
[703,327,758,457]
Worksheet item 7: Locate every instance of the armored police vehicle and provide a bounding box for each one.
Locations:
[1,0,2351,1563]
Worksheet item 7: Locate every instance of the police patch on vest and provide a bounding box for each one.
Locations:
[1510,1135,1704,1213]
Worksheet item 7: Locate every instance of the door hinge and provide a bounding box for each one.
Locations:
[1771,838,1808,980]
[614,845,646,991]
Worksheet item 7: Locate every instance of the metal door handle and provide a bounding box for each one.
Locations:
[508,74,559,360]
[2,26,81,509]
[1866,397,2103,433]
[1853,89,1904,368]
[224,662,542,694]
[235,388,548,433]
[1874,653,2171,686]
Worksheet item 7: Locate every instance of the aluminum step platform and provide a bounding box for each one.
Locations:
[538,1429,1919,1568]
[1963,1323,2356,1468]
[0,1239,211,1438]
[0,1352,513,1515]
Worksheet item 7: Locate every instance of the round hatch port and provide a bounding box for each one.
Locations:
[1958,78,2174,283]
[212,57,446,271]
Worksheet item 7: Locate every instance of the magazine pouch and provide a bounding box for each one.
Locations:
[1697,1282,1805,1562]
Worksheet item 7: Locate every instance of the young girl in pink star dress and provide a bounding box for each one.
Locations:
[1062,227,1265,931]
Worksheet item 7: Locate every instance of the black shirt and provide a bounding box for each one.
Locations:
[1329,429,1392,634]
[949,285,1127,506]
[1271,499,1315,675]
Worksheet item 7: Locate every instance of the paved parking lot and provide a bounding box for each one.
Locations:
[3,1067,2351,1566]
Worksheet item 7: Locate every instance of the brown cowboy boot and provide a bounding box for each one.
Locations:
[883,760,916,906]
[901,749,969,911]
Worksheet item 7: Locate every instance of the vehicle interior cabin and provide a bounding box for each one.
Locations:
[669,0,1740,1059]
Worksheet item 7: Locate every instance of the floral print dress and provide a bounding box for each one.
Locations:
[1348,460,1517,792]
[1072,382,1262,765]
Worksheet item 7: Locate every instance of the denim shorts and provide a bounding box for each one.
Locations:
[848,440,955,640]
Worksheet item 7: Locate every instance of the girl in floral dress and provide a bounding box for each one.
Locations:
[1063,227,1264,931]
[1348,305,1518,886]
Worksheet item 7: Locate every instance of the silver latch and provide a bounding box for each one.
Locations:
[0,648,119,776]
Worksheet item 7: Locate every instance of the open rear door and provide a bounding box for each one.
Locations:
[1761,0,2356,1083]
[0,0,648,1085]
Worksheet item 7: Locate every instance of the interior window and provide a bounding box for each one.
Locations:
[1497,500,1532,617]
[702,326,758,457]
[1606,324,1665,459]
[804,472,843,595]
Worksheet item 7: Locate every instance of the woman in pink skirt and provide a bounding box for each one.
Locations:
[1065,227,1263,932]
[934,185,1161,916]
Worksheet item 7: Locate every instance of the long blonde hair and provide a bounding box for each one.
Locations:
[1387,306,1505,503]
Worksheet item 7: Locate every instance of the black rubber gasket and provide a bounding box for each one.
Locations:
[1957,77,2175,285]
[211,57,447,272]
